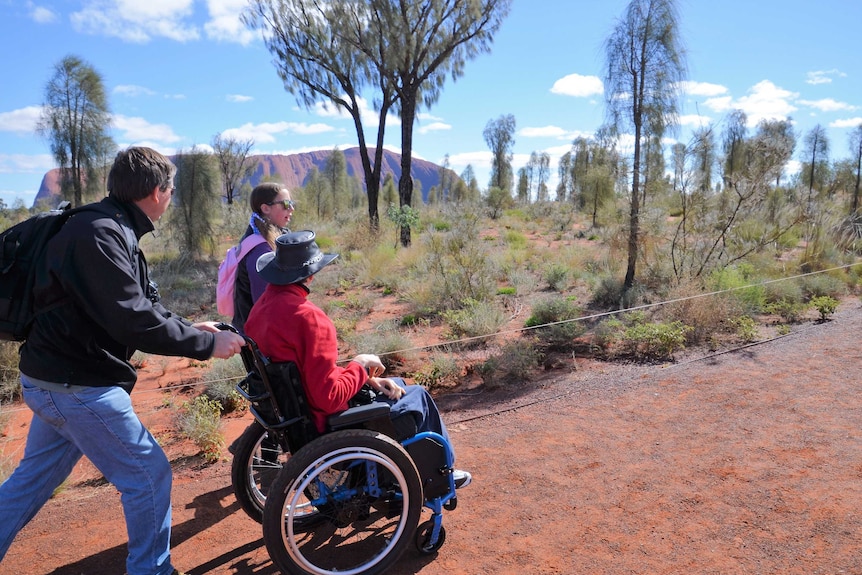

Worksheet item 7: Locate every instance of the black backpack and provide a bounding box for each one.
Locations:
[0,201,78,341]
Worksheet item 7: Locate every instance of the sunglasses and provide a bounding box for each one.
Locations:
[267,199,296,210]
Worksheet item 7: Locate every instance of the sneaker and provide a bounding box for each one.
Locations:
[452,469,472,489]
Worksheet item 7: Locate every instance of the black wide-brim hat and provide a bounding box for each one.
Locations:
[256,230,339,285]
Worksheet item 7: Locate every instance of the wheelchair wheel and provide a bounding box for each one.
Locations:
[230,421,289,523]
[415,520,446,554]
[263,429,423,575]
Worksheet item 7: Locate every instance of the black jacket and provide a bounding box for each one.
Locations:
[20,196,214,391]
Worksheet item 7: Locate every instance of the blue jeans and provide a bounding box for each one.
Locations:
[0,375,175,575]
[377,381,454,459]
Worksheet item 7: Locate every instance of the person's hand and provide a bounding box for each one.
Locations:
[193,321,222,333]
[368,377,405,400]
[352,354,385,376]
[211,330,245,359]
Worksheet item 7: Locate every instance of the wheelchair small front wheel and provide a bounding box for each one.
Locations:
[415,520,446,554]
[263,429,423,575]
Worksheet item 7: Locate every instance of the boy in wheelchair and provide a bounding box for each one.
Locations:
[245,230,471,489]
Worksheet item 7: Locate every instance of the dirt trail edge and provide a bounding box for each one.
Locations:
[3,304,862,575]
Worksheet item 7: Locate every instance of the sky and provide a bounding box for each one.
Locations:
[1,0,861,208]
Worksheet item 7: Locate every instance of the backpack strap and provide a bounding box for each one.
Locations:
[236,233,268,262]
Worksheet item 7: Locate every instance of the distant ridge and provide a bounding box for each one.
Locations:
[34,147,449,207]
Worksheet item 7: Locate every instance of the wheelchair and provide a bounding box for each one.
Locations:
[228,328,460,575]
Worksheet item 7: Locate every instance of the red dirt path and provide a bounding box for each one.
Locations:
[2,303,862,574]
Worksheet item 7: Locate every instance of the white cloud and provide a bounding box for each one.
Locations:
[806,69,846,85]
[418,112,444,122]
[311,97,400,128]
[227,94,254,103]
[222,121,335,143]
[114,84,157,97]
[446,151,492,170]
[0,106,43,133]
[703,80,798,127]
[70,0,200,43]
[0,153,55,174]
[678,114,713,128]
[29,4,58,24]
[520,125,568,139]
[680,81,728,97]
[204,0,256,45]
[112,114,182,143]
[417,122,451,135]
[550,73,604,97]
[831,117,862,129]
[798,98,857,112]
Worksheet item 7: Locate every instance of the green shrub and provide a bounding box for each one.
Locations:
[544,264,569,291]
[730,316,759,343]
[442,299,507,347]
[709,265,766,313]
[503,230,527,249]
[496,286,517,296]
[659,284,743,344]
[476,338,539,389]
[0,342,20,404]
[763,279,804,306]
[203,356,247,414]
[800,273,847,300]
[405,212,495,313]
[810,295,839,320]
[176,395,224,462]
[764,299,807,323]
[590,275,626,309]
[619,319,691,361]
[525,296,584,351]
[412,356,460,391]
[345,321,416,366]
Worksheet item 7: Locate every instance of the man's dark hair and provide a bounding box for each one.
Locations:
[107,147,176,202]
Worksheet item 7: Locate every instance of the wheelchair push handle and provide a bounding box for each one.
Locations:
[215,322,268,373]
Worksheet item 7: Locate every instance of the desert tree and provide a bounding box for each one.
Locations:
[461,165,481,202]
[381,173,398,207]
[484,114,516,194]
[529,151,551,201]
[690,125,716,196]
[749,118,795,187]
[569,136,591,209]
[243,0,395,230]
[671,115,803,280]
[212,133,255,205]
[171,147,221,258]
[801,124,830,207]
[850,123,862,215]
[38,55,114,207]
[304,167,329,219]
[437,154,456,204]
[516,167,529,203]
[721,109,747,187]
[604,0,687,295]
[485,186,511,219]
[556,151,574,202]
[356,0,511,246]
[322,147,349,216]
